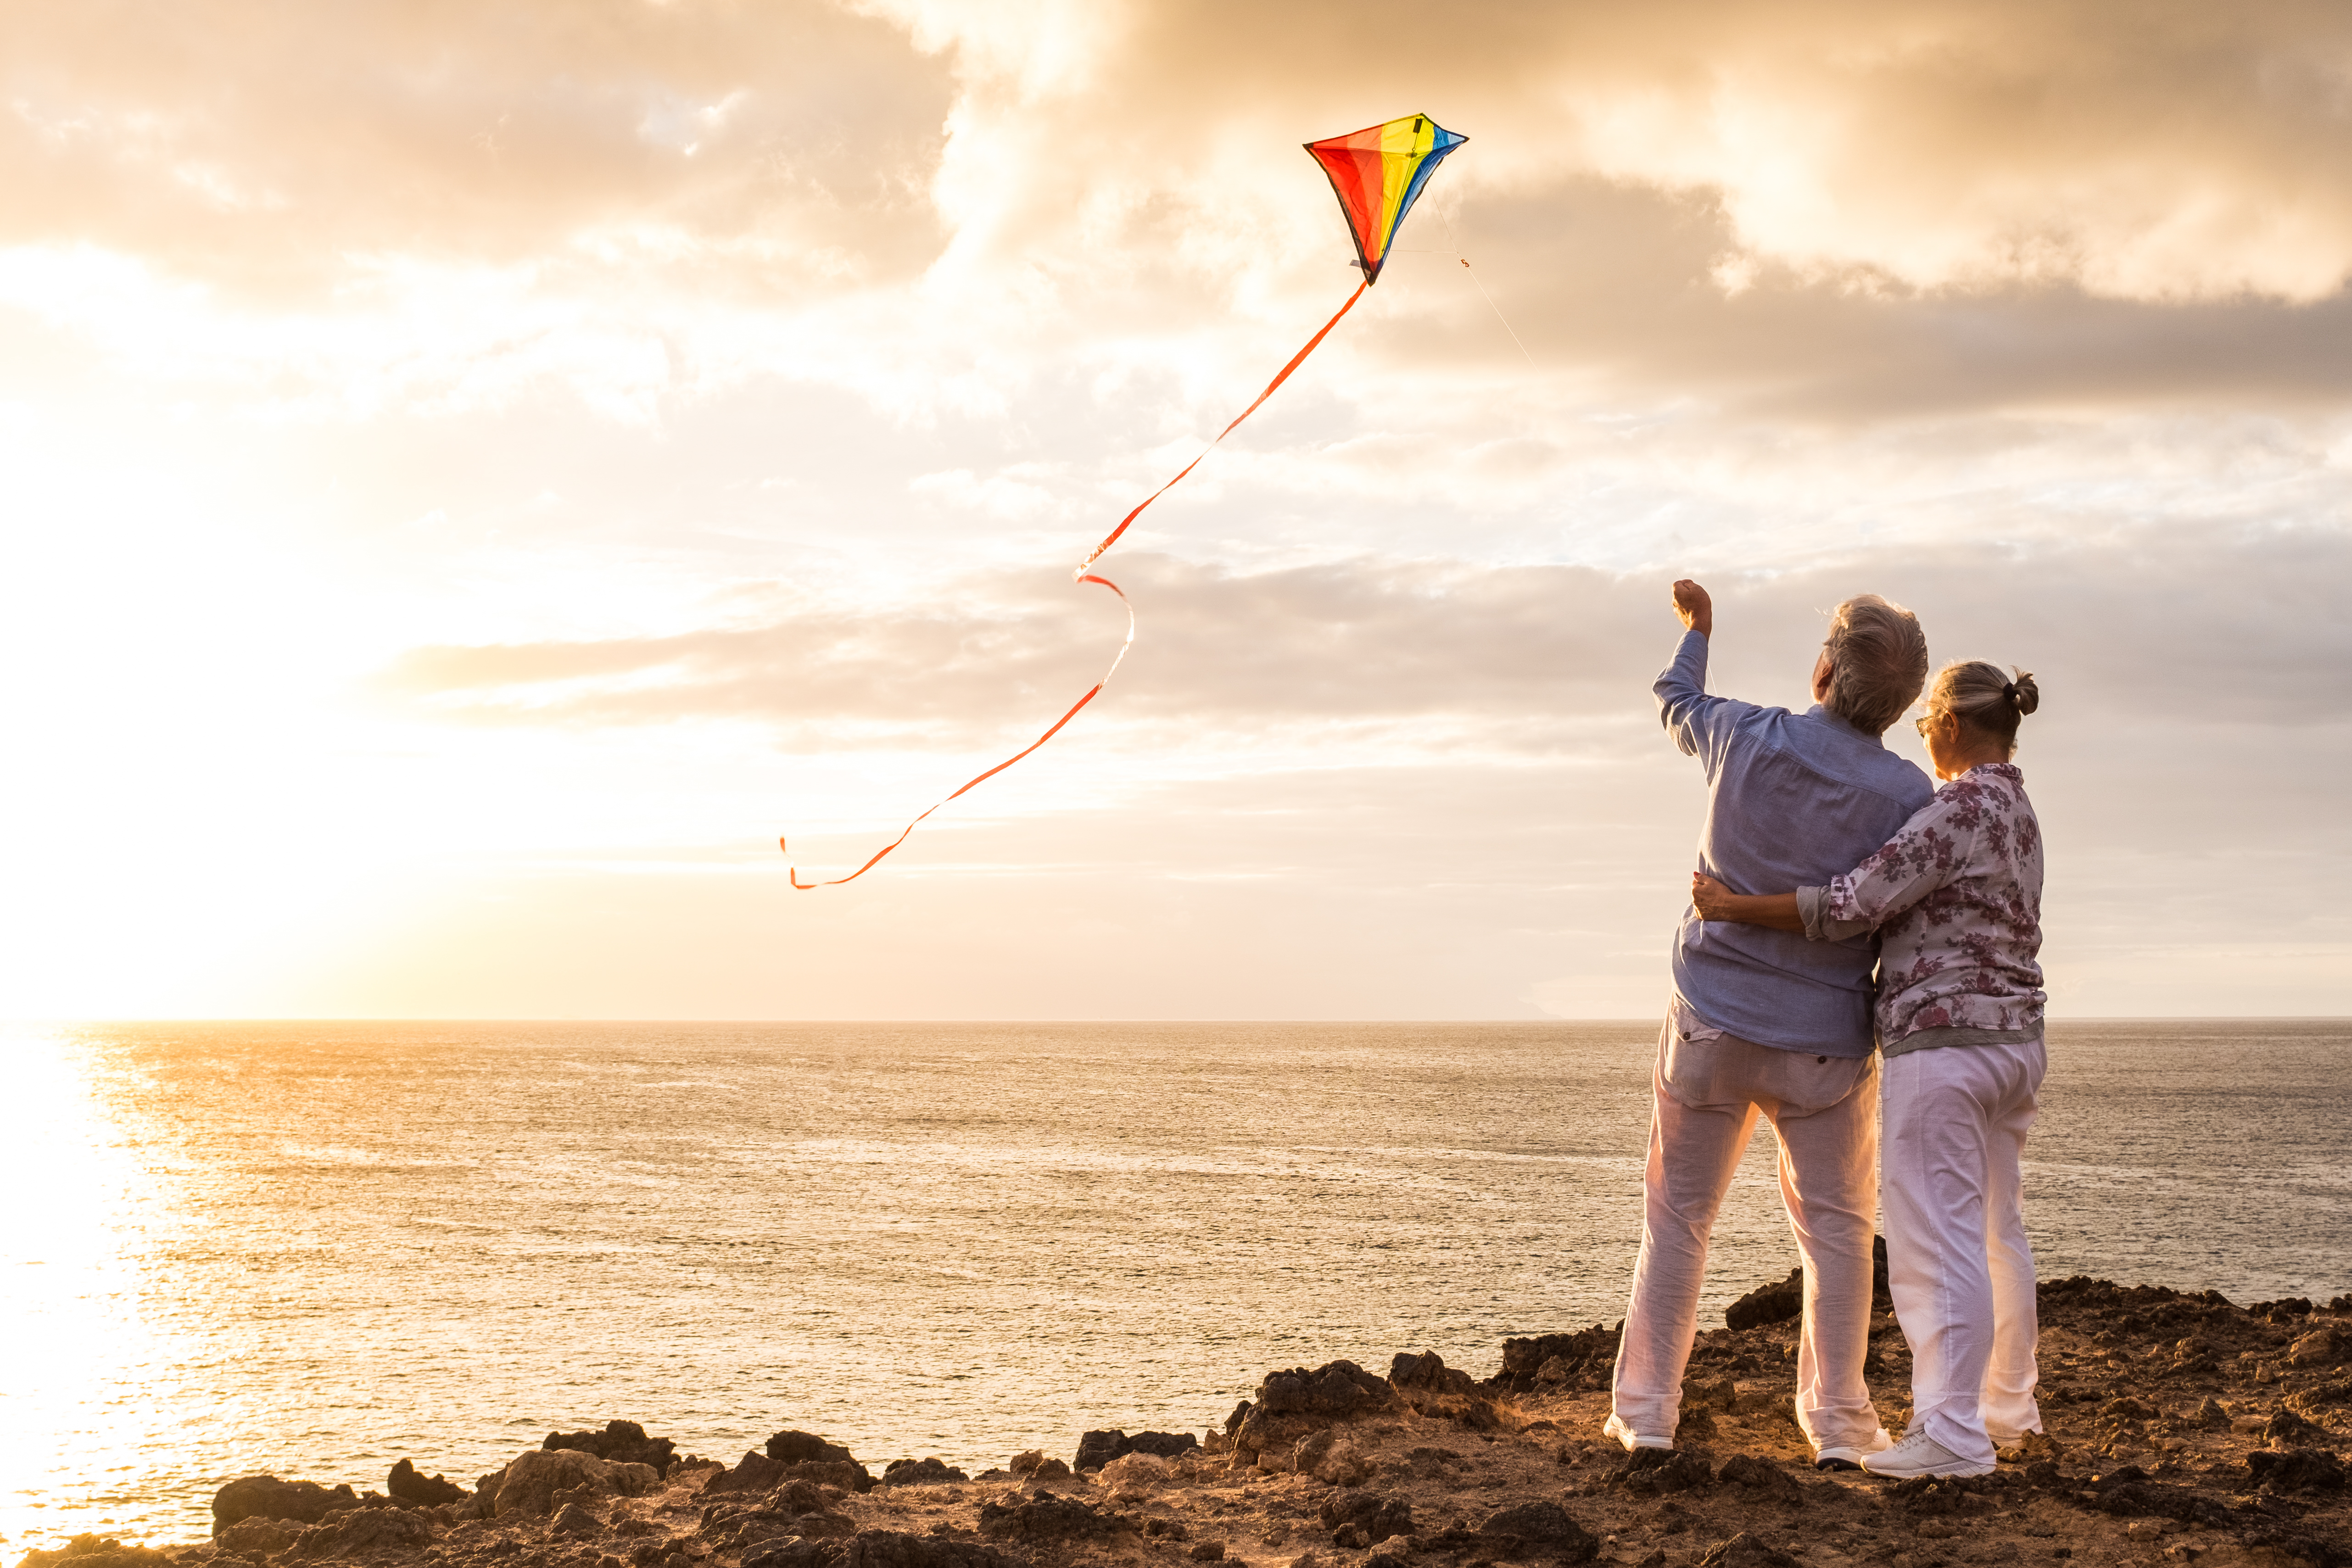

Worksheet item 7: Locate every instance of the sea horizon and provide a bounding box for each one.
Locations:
[5,1018,2346,1551]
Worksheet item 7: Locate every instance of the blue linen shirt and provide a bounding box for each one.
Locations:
[1656,628,1933,1056]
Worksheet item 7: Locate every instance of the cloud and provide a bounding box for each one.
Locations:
[374,517,2352,753]
[10,0,2352,426]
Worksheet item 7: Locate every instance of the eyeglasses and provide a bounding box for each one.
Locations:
[1913,711,1945,736]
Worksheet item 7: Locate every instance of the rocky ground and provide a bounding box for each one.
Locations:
[19,1273,2350,1568]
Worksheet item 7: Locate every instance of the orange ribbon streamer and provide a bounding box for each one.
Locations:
[785,280,1369,888]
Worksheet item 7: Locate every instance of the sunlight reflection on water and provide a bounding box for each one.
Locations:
[3,1018,2346,1553]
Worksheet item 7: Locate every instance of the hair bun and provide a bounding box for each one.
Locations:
[2008,670,2040,717]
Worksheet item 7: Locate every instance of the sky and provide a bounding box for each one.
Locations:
[3,0,2348,1019]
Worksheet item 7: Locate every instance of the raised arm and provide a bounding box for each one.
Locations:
[1691,873,1804,933]
[1654,579,1743,764]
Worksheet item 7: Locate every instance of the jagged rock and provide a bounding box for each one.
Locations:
[1386,1351,1498,1429]
[1683,1375,1738,1412]
[702,1506,807,1558]
[2291,1378,2352,1413]
[2248,1448,2347,1494]
[289,1506,432,1558]
[1006,1450,1072,1481]
[788,1461,874,1495]
[745,1530,1015,1568]
[13,1537,174,1568]
[1073,1430,1198,1471]
[2267,1407,2331,1445]
[1291,1430,1367,1486]
[489,1447,658,1517]
[705,1446,875,1499]
[386,1459,468,1508]
[1143,1518,1190,1541]
[1477,1501,1599,1562]
[551,1502,604,1539]
[977,1492,1139,1544]
[1888,1474,1992,1516]
[1389,1351,1476,1397]
[2250,1297,2317,1322]
[1098,1453,1173,1493]
[1318,1490,1412,1546]
[768,1432,855,1464]
[1229,1362,1400,1461]
[1486,1324,1618,1394]
[1187,1546,1224,1562]
[1247,1362,1395,1418]
[2099,1396,2155,1421]
[1996,1430,2064,1465]
[1716,1453,1805,1505]
[1726,1268,1804,1332]
[1614,1448,1713,1497]
[2190,1396,2230,1429]
[1692,1533,1802,1568]
[213,1518,296,1561]
[211,1477,361,1534]
[703,1450,788,1496]
[797,1513,864,1539]
[880,1458,967,1486]
[547,1420,680,1478]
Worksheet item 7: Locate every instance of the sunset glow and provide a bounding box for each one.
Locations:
[3,2,2348,1019]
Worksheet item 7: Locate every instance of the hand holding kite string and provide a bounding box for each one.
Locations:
[782,115,1468,888]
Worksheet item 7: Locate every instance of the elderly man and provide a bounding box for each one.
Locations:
[1607,578,1932,1470]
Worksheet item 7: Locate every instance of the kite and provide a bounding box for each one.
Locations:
[784,114,1467,888]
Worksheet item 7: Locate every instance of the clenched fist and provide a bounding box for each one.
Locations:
[1671,579,1713,638]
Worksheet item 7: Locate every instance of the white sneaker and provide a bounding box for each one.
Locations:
[1860,1430,1994,1480]
[1603,1412,1672,1452]
[1814,1428,1894,1472]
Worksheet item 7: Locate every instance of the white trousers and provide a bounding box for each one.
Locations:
[1611,1003,1886,1455]
[1881,1036,2046,1464]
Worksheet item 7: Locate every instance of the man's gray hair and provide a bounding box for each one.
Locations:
[1822,594,1928,736]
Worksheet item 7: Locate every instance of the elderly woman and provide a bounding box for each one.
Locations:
[1692,659,2045,1481]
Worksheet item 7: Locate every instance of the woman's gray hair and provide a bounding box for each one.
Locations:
[1822,594,1929,735]
[1928,660,2040,755]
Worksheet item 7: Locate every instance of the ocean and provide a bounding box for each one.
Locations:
[2,1019,2346,1552]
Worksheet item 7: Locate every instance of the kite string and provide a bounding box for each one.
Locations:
[1437,210,1537,369]
[785,281,1369,889]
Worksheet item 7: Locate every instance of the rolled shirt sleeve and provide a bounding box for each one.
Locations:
[1796,885,1873,943]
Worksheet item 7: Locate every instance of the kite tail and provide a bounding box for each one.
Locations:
[784,281,1368,888]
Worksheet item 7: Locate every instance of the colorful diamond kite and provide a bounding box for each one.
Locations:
[1305,114,1469,285]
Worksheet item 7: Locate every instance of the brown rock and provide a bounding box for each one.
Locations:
[1716,1453,1805,1505]
[976,1493,1140,1545]
[489,1448,659,1517]
[210,1477,361,1535]
[2248,1447,2347,1494]
[213,1518,296,1561]
[1488,1324,1617,1394]
[387,1459,468,1508]
[1477,1501,1600,1562]
[288,1507,432,1558]
[1692,1532,1801,1568]
[11,1536,175,1568]
[743,1530,1016,1568]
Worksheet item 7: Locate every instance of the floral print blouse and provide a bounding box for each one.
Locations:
[1798,762,2046,1048]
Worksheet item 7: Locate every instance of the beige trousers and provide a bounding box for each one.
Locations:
[1610,1000,1887,1454]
